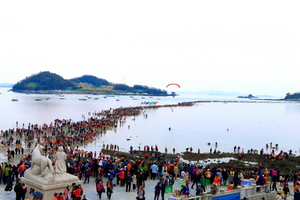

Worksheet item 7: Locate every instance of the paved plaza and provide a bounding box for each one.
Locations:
[0,177,295,200]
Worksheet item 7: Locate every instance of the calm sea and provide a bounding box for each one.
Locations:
[1,87,300,158]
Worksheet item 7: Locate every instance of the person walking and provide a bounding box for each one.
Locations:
[13,178,23,200]
[150,163,158,180]
[283,183,290,200]
[3,164,11,185]
[132,173,137,191]
[94,174,103,185]
[125,172,133,192]
[154,182,161,200]
[137,171,145,188]
[71,183,77,200]
[6,174,14,195]
[74,185,83,200]
[136,186,145,200]
[84,166,92,184]
[21,183,27,200]
[161,179,168,200]
[96,180,104,199]
[106,179,114,200]
[64,185,71,200]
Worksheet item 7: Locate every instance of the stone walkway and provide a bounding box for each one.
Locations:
[0,177,295,200]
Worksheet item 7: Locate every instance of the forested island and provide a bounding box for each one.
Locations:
[284,92,300,100]
[12,71,173,96]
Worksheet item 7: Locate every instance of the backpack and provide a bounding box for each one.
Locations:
[97,183,103,191]
[84,163,90,169]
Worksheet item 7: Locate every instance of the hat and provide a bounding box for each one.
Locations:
[54,193,59,197]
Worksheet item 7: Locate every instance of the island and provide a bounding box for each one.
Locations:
[237,94,257,99]
[284,92,300,100]
[11,71,176,96]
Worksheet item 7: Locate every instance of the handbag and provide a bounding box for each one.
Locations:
[102,188,105,193]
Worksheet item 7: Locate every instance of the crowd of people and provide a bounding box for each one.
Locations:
[1,147,298,200]
[0,103,298,200]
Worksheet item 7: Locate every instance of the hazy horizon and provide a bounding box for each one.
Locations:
[1,1,299,97]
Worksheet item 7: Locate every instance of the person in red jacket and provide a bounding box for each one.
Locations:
[214,175,221,186]
[117,169,126,187]
[74,185,83,200]
[227,182,234,191]
[96,180,105,199]
[57,193,64,200]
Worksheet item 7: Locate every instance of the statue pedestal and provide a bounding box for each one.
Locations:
[22,170,81,200]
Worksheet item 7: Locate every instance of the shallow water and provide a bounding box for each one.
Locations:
[1,88,300,158]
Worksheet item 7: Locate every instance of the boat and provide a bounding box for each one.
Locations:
[59,98,65,100]
[116,99,120,101]
[94,98,99,100]
[11,99,18,102]
[35,99,42,101]
[79,99,87,101]
[46,97,50,100]
[132,98,139,100]
[141,97,145,99]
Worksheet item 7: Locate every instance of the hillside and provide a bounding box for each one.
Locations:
[70,75,110,87]
[12,71,78,91]
[11,71,169,95]
[285,92,300,100]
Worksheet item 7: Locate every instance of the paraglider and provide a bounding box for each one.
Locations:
[166,83,180,88]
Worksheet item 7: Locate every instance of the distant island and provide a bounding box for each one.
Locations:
[237,94,258,99]
[284,92,300,100]
[0,83,14,88]
[11,71,175,96]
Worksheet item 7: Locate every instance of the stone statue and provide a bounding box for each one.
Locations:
[23,143,79,185]
[54,146,67,174]
[31,144,54,177]
[22,143,81,200]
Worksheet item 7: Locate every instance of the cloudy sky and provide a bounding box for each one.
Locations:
[0,1,299,97]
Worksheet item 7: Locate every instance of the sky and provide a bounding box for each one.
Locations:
[0,1,299,97]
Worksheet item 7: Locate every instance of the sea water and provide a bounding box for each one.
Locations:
[1,87,300,157]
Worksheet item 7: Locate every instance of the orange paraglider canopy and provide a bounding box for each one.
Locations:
[166,83,180,88]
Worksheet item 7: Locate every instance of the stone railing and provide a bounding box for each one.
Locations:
[169,179,277,200]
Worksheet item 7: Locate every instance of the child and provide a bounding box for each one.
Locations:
[57,193,64,200]
[196,184,203,196]
[82,194,87,200]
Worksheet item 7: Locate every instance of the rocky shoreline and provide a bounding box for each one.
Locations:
[2,141,299,175]
[100,149,300,173]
